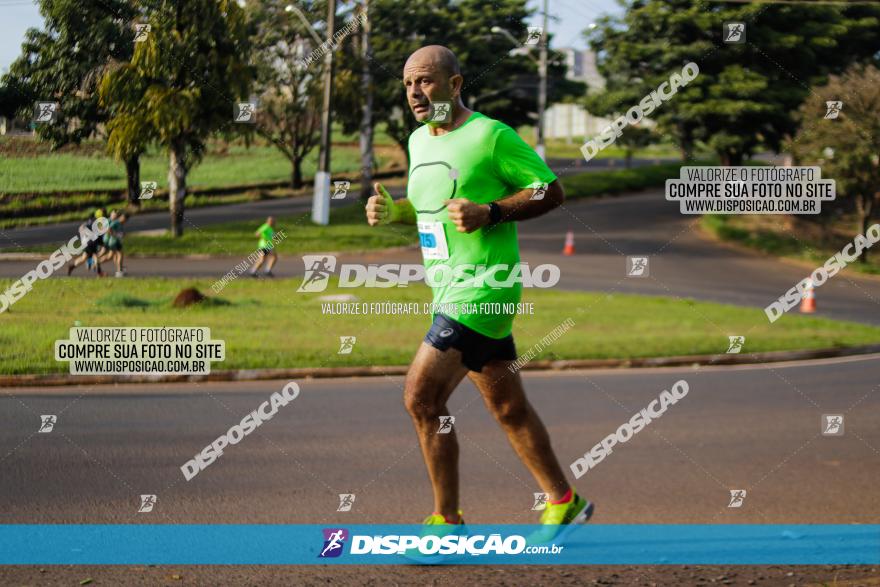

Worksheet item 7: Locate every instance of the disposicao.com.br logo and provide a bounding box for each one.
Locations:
[317,528,562,558]
[297,255,560,292]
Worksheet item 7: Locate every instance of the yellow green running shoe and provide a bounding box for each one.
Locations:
[528,491,594,546]
[402,510,466,564]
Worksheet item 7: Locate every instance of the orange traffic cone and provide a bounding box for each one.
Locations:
[562,230,575,256]
[800,278,816,313]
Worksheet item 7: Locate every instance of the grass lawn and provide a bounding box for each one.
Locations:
[1,277,878,375]
[0,143,388,195]
[702,215,880,275]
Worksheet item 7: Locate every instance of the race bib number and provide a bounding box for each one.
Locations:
[417,221,449,260]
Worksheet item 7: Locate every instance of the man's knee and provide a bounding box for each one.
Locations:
[403,377,442,422]
[486,394,528,428]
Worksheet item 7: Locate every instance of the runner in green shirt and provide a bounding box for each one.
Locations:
[249,216,278,277]
[365,45,592,548]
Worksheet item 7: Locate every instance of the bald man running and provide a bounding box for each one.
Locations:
[366,45,593,544]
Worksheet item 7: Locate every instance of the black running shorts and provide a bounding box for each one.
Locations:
[424,313,517,372]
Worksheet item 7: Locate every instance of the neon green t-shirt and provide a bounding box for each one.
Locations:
[406,112,557,338]
[257,223,275,249]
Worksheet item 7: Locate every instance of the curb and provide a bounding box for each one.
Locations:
[2,344,878,388]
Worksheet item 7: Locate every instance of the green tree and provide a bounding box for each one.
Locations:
[248,0,328,189]
[586,0,880,165]
[101,0,253,236]
[334,0,582,164]
[2,0,142,204]
[791,65,880,262]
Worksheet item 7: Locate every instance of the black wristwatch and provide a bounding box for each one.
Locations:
[487,202,503,225]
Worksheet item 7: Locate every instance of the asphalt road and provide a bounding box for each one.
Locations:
[1,355,878,584]
[3,355,879,524]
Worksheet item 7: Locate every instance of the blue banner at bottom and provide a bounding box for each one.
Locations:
[1,525,877,565]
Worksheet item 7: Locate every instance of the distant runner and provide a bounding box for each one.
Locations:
[67,208,106,277]
[99,210,127,277]
[249,216,277,278]
[365,45,593,547]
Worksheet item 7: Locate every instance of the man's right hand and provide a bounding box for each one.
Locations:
[366,182,397,226]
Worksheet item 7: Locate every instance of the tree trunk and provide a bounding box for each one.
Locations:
[625,149,633,168]
[359,0,373,200]
[124,155,141,210]
[168,143,187,237]
[856,194,873,263]
[291,159,303,189]
[678,123,693,161]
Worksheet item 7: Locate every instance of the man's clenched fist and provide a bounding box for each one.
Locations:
[366,182,396,226]
[447,198,490,233]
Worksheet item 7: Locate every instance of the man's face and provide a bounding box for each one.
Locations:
[403,58,454,122]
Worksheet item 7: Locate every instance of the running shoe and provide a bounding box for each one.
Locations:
[403,510,466,564]
[527,491,594,546]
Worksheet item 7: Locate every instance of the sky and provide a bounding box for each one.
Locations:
[0,0,622,74]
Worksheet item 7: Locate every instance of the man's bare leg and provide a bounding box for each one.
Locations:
[404,342,469,520]
[265,251,277,272]
[250,252,265,274]
[468,361,570,500]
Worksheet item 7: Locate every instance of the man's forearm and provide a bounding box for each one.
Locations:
[491,180,564,224]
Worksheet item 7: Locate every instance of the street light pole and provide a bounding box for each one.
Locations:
[490,15,548,161]
[536,0,548,161]
[312,0,337,225]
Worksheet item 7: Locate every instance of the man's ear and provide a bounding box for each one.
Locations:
[449,73,464,99]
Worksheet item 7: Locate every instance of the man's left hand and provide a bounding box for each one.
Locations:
[447,198,490,233]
